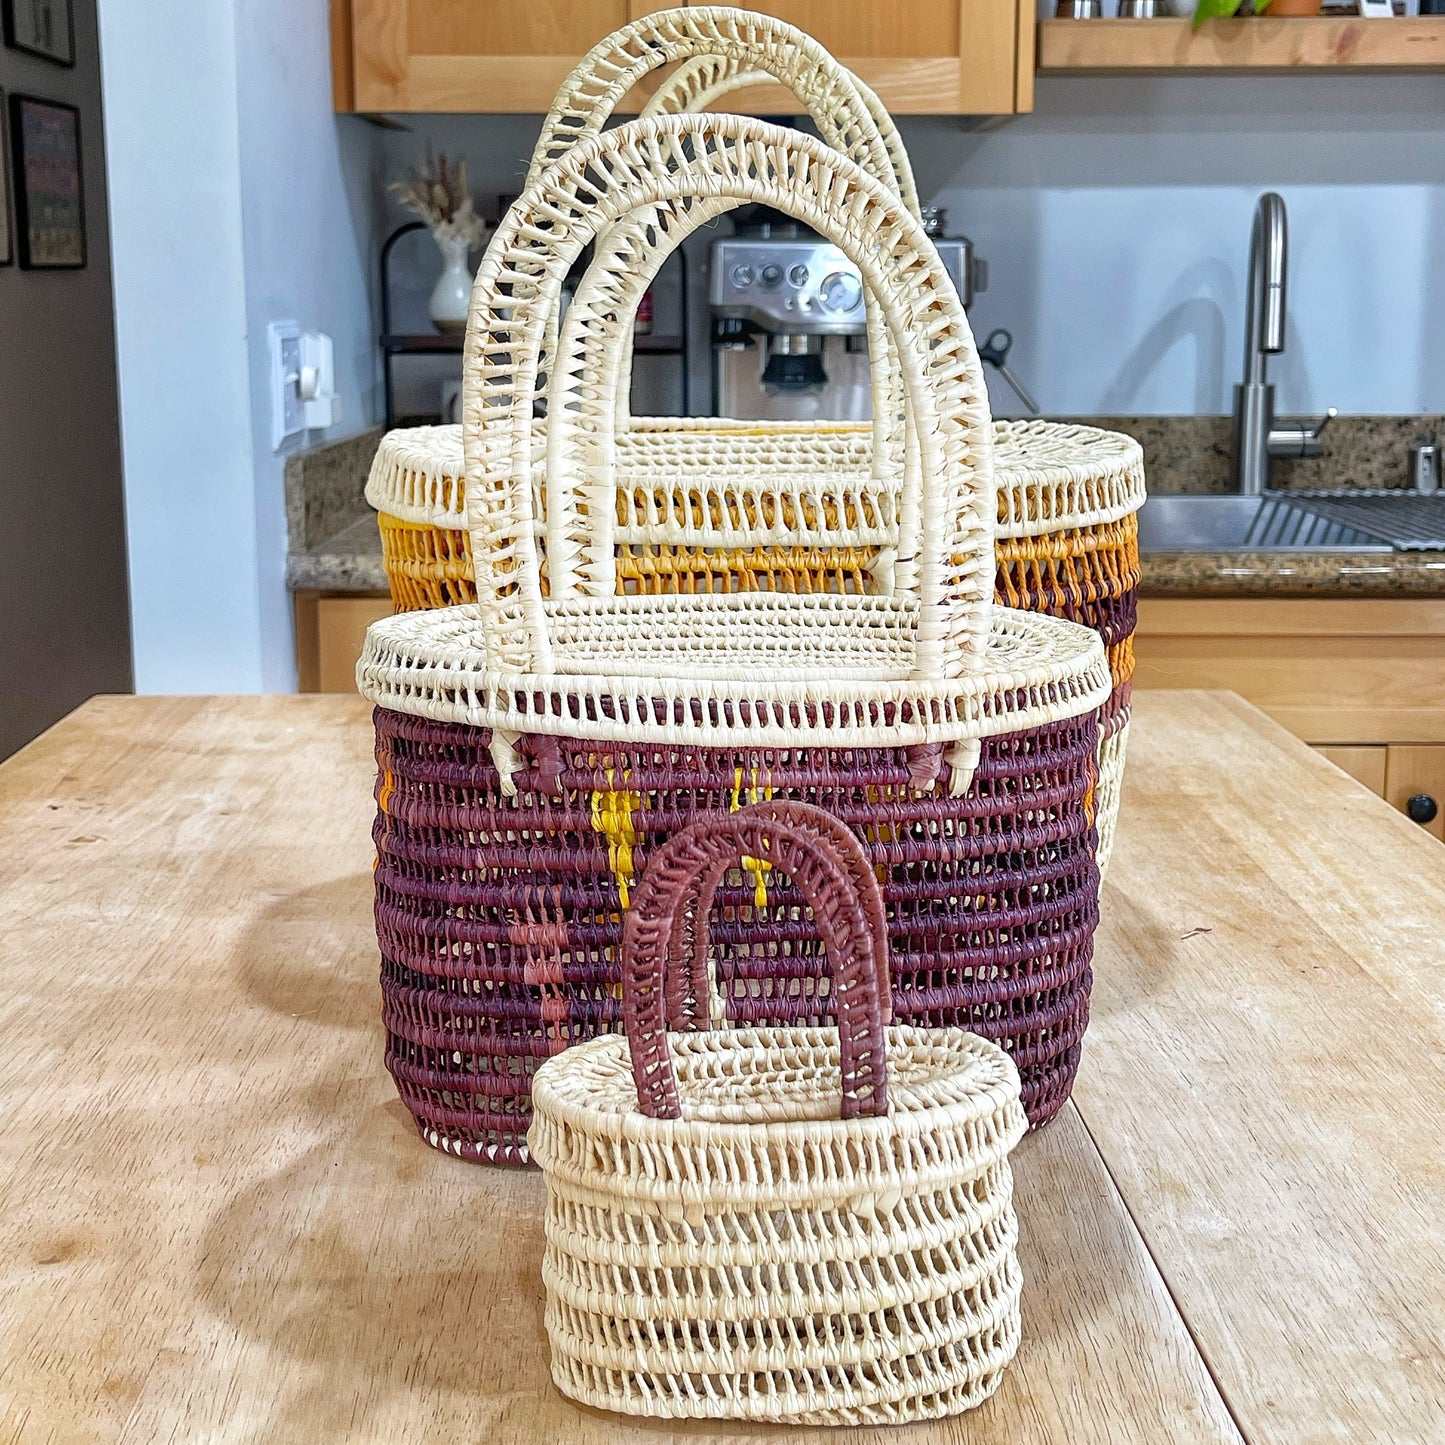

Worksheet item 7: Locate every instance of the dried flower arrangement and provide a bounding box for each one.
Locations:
[390,150,487,250]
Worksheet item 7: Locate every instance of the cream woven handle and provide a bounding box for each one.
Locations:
[638,52,919,222]
[526,7,894,194]
[464,113,994,682]
[618,55,916,461]
[524,6,909,473]
[621,799,891,1122]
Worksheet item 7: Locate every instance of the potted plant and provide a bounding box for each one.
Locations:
[1191,0,1324,21]
[390,151,489,334]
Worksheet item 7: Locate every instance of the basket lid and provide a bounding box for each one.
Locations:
[528,1025,1027,1198]
[366,419,1144,537]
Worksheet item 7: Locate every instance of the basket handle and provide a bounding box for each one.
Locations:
[466,115,994,679]
[526,7,896,197]
[637,53,919,218]
[621,799,891,1122]
[614,58,915,479]
[524,7,913,477]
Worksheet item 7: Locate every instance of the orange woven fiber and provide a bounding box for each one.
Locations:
[376,511,1140,693]
[994,515,1140,693]
[377,514,475,612]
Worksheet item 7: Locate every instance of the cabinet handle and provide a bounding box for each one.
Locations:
[1406,794,1439,826]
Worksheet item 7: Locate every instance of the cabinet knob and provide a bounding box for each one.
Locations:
[1406,794,1439,825]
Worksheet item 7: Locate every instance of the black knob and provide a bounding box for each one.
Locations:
[759,263,783,287]
[1406,794,1439,825]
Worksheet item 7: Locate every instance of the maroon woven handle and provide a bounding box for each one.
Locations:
[620,799,891,1122]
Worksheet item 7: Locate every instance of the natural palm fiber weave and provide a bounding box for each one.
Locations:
[360,113,1110,1165]
[529,797,1027,1424]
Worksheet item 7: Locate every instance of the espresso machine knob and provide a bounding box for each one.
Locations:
[818,271,863,314]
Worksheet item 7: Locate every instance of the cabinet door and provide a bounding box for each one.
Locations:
[679,1,1035,114]
[346,0,654,112]
[295,594,393,695]
[1385,745,1445,841]
[1314,745,1387,797]
[339,0,1033,114]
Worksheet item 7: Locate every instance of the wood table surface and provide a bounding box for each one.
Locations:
[1,692,1441,1445]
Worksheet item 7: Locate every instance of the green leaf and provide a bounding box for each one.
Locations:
[1192,0,1248,28]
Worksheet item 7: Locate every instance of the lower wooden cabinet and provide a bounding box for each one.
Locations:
[1314,744,1388,797]
[1382,745,1445,841]
[1135,598,1445,840]
[294,592,391,696]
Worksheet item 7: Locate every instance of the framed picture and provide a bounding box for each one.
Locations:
[0,91,11,267]
[10,94,84,269]
[2,0,74,67]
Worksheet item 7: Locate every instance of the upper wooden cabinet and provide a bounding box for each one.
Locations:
[333,1,1035,116]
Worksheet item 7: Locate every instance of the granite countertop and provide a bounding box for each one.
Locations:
[286,416,1445,599]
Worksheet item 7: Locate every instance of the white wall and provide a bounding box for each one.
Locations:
[901,75,1445,418]
[233,0,378,689]
[101,0,375,693]
[100,1,262,692]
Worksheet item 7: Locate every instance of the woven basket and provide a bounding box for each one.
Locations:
[530,798,1027,1425]
[359,114,1112,1164]
[368,418,1141,871]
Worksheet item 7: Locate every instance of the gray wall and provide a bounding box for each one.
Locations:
[0,0,131,757]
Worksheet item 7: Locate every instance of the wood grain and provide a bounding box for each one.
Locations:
[340,0,1029,113]
[0,693,1240,1443]
[329,0,356,112]
[1087,691,1445,1444]
[1038,14,1445,74]
[1133,598,1445,745]
[2,692,1440,1440]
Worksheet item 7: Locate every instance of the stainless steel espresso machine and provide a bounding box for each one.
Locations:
[709,205,1035,421]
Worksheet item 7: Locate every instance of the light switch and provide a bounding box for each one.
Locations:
[269,321,340,447]
[268,320,303,450]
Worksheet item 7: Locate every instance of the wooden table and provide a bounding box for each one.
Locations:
[2,693,1442,1444]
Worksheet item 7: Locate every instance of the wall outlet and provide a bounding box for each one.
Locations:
[268,320,303,450]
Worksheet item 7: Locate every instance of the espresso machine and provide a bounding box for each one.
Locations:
[709,205,1036,420]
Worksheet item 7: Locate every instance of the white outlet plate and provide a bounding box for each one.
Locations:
[268,320,303,450]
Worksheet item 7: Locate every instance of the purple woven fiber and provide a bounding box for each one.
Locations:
[374,707,1101,1165]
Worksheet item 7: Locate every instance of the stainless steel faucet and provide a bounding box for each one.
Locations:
[1232,192,1335,496]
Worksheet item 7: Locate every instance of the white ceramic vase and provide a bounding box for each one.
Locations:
[429,233,474,335]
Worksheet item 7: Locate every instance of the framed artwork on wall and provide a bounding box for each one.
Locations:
[2,0,75,67]
[10,93,84,269]
[0,91,11,266]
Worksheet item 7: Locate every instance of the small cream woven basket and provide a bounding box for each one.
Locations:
[529,798,1028,1425]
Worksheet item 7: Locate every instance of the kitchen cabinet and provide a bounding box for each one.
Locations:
[1314,745,1387,798]
[334,0,1035,115]
[1384,745,1445,842]
[1134,598,1445,838]
[294,593,391,695]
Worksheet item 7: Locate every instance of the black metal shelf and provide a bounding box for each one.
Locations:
[379,220,690,425]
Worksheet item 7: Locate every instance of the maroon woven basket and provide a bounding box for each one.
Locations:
[374,706,1100,1165]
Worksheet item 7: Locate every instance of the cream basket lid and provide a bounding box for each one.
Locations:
[365,419,1145,542]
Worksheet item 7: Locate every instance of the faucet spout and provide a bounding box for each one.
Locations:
[1233,192,1328,497]
[1243,192,1287,386]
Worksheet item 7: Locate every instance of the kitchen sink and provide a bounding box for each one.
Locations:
[1136,492,1445,554]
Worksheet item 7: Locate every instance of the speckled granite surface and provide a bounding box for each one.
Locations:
[1079,414,1444,495]
[286,416,1445,598]
[1141,550,1445,596]
[284,426,384,555]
